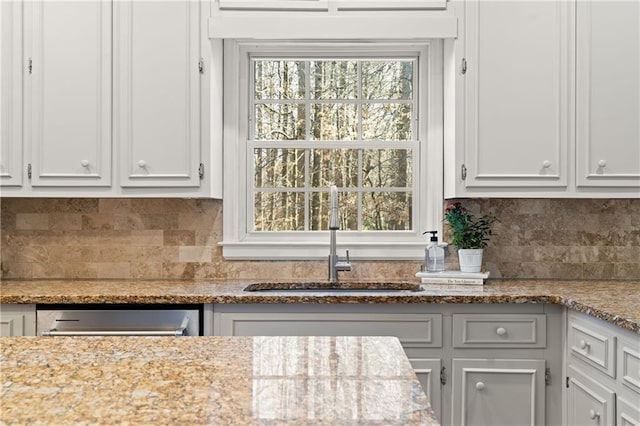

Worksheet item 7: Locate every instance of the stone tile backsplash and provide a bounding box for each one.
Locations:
[1,198,638,280]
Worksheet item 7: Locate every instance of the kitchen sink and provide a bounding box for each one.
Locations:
[243,281,424,292]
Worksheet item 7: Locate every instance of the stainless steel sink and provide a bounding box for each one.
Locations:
[243,282,424,292]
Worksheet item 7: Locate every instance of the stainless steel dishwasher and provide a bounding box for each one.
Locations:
[36,304,202,336]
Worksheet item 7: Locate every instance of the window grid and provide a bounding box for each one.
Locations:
[250,57,418,232]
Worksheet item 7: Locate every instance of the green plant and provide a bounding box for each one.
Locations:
[444,202,496,249]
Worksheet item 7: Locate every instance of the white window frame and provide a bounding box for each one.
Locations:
[221,40,443,260]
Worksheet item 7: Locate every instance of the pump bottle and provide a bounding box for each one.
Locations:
[424,231,445,272]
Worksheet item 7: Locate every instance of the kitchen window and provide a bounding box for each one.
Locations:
[221,41,443,260]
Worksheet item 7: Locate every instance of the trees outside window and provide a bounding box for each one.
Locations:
[252,58,415,232]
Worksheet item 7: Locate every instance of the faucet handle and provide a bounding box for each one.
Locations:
[336,250,352,272]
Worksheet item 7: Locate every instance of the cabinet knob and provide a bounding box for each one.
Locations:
[579,340,590,351]
[138,160,147,168]
[542,160,551,168]
[81,160,89,168]
[589,409,599,420]
[475,381,485,390]
[496,327,507,336]
[597,160,606,168]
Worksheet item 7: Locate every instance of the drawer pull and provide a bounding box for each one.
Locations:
[475,381,485,390]
[579,339,590,351]
[496,327,507,336]
[589,409,599,420]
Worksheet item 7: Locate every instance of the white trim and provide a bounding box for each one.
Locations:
[209,15,458,39]
[222,40,443,260]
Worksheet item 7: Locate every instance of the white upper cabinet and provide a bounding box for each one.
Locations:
[0,0,23,187]
[26,0,112,187]
[446,0,639,198]
[576,0,640,188]
[1,0,214,197]
[115,0,201,188]
[461,0,572,189]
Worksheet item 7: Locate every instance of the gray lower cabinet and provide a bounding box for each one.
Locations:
[566,311,640,426]
[0,304,36,336]
[410,358,443,418]
[567,365,615,426]
[452,358,546,426]
[213,303,563,425]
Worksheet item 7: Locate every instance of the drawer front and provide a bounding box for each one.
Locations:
[568,316,616,378]
[219,313,443,348]
[618,396,640,426]
[568,365,615,426]
[620,337,640,396]
[452,314,546,348]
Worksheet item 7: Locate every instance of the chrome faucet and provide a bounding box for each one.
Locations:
[328,186,351,283]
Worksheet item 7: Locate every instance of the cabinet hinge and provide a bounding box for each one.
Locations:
[27,163,32,179]
[566,376,570,388]
[27,58,32,74]
[198,58,204,74]
[198,163,204,179]
[440,366,447,386]
[461,164,467,181]
[545,368,551,386]
[461,58,467,75]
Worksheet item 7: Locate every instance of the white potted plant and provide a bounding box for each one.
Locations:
[444,202,496,273]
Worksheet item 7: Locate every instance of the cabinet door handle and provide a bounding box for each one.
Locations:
[597,160,606,168]
[475,381,485,390]
[81,160,90,168]
[579,339,590,351]
[589,409,599,420]
[496,327,507,336]
[542,160,551,168]
[138,160,147,168]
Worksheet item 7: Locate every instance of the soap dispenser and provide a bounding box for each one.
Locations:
[424,231,445,272]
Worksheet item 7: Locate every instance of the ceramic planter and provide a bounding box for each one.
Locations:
[458,248,483,273]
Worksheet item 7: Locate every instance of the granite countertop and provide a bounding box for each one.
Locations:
[1,278,639,333]
[0,335,437,425]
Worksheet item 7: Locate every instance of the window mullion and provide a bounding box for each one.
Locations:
[356,60,363,231]
[304,61,311,230]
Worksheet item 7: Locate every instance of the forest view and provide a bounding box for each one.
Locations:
[251,58,416,232]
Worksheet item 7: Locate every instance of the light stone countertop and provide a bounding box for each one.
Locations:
[0,278,639,333]
[0,335,437,425]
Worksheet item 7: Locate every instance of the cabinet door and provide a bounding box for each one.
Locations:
[567,365,615,426]
[462,1,572,188]
[451,358,546,426]
[218,0,328,10]
[0,313,25,336]
[115,0,201,188]
[410,358,442,421]
[576,0,640,187]
[0,305,36,336]
[0,0,23,187]
[334,0,446,11]
[26,0,112,187]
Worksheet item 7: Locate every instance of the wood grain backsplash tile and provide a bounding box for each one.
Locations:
[1,198,638,280]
